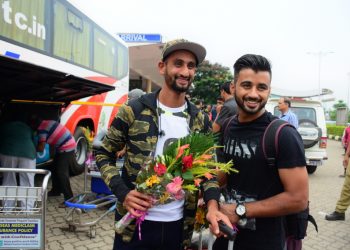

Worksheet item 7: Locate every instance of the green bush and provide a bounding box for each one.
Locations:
[326,125,345,137]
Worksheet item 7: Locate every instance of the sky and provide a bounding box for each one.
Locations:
[70,0,350,108]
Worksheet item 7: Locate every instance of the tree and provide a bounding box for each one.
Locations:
[329,100,349,122]
[333,100,347,109]
[191,60,232,104]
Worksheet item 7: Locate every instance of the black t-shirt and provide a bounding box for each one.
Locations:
[220,111,306,250]
[215,97,238,126]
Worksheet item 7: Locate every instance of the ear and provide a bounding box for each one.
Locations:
[158,61,165,75]
[230,83,235,95]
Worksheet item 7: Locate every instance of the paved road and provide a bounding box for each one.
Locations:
[44,139,350,249]
[303,139,350,250]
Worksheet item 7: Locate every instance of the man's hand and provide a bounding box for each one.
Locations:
[123,190,152,217]
[206,200,233,237]
[220,203,239,224]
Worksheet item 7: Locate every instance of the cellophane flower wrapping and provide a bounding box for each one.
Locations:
[114,132,237,236]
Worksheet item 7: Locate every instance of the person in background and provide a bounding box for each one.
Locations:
[194,99,203,110]
[212,81,238,133]
[212,96,224,121]
[206,104,213,121]
[128,88,145,102]
[341,126,350,176]
[0,120,36,211]
[95,38,226,250]
[325,141,350,221]
[278,97,299,128]
[30,116,77,208]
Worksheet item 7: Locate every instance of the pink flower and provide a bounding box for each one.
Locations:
[182,154,193,172]
[166,176,183,195]
[154,163,167,176]
[174,190,184,200]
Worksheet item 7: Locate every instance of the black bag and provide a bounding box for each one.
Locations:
[262,118,318,240]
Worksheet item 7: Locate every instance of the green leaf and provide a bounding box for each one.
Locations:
[174,169,181,177]
[182,171,194,181]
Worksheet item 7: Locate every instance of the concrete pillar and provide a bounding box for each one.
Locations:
[146,79,152,93]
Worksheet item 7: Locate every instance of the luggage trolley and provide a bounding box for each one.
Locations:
[63,155,118,238]
[0,168,51,250]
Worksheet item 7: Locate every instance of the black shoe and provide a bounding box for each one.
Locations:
[48,190,61,197]
[325,211,345,221]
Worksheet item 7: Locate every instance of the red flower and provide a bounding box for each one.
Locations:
[154,163,167,176]
[182,154,193,172]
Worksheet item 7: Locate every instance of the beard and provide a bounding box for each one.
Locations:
[235,93,267,115]
[164,72,193,93]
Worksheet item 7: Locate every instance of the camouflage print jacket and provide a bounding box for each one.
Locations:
[95,89,219,248]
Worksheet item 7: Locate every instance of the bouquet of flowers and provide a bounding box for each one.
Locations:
[114,132,237,237]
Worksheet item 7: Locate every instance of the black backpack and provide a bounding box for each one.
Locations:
[222,116,318,240]
[262,118,318,239]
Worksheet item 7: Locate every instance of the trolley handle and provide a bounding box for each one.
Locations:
[65,201,97,210]
[0,168,51,191]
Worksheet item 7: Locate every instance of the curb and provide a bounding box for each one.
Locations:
[328,134,342,141]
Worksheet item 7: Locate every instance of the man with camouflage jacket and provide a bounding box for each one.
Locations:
[95,39,231,250]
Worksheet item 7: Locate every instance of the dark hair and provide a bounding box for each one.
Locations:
[233,54,272,83]
[219,81,232,94]
[282,97,291,107]
[194,99,203,105]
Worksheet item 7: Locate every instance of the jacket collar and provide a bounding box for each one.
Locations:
[139,89,200,119]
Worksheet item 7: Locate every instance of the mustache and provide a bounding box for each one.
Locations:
[244,97,261,102]
[175,75,191,81]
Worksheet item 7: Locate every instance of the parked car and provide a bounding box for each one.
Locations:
[266,98,328,174]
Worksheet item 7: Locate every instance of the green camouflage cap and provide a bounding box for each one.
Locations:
[161,39,206,65]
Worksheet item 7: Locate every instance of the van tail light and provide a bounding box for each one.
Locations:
[319,137,327,148]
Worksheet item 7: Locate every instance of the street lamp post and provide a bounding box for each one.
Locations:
[307,51,334,101]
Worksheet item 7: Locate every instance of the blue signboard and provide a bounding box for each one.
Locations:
[118,33,162,43]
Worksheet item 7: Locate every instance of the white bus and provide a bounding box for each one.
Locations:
[0,0,129,167]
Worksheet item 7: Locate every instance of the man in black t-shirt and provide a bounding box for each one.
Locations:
[207,54,308,250]
[212,81,238,133]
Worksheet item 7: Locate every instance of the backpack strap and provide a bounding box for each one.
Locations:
[308,214,318,232]
[262,119,293,168]
[223,115,237,139]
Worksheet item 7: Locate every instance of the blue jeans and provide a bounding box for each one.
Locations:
[113,219,183,250]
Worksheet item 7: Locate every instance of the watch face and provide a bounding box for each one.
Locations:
[236,204,246,216]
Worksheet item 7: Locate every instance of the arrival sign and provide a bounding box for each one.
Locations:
[118,33,162,43]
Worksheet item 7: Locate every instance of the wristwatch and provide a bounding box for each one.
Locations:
[235,202,247,219]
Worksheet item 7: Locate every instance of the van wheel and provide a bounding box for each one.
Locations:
[306,165,317,174]
[298,119,322,149]
[72,127,88,176]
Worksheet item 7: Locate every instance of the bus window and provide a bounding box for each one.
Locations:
[0,0,46,51]
[93,28,116,78]
[117,43,128,80]
[53,0,90,67]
